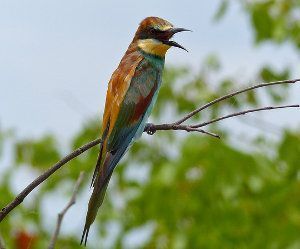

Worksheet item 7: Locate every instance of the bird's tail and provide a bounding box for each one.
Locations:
[80,176,112,246]
[80,152,112,246]
[81,138,127,246]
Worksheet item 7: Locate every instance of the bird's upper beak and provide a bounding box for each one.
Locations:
[162,27,191,52]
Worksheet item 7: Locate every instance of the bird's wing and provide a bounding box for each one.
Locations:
[105,57,160,179]
[90,51,144,186]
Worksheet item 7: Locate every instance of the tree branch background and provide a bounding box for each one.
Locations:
[1,1,300,249]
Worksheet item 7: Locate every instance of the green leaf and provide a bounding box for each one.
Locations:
[213,0,229,22]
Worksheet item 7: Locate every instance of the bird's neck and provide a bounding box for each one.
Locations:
[124,41,165,69]
[138,48,165,69]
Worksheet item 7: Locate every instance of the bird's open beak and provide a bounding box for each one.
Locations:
[162,27,191,52]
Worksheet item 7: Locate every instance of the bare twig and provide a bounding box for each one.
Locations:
[174,78,300,125]
[0,139,101,222]
[0,78,299,222]
[145,123,220,138]
[192,105,300,128]
[145,105,299,135]
[48,172,85,249]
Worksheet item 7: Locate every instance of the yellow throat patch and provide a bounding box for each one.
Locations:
[138,39,171,57]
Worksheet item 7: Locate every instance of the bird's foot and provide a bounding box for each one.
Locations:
[145,123,156,135]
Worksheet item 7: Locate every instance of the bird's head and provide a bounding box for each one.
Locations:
[134,17,190,57]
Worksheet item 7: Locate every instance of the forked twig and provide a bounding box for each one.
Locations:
[145,123,220,138]
[174,78,300,125]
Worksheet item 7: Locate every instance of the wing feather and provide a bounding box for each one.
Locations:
[107,59,158,153]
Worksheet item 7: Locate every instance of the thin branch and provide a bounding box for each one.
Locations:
[192,105,300,128]
[145,123,220,138]
[145,105,299,135]
[0,125,220,222]
[174,78,300,125]
[0,139,101,223]
[0,78,299,222]
[48,172,85,249]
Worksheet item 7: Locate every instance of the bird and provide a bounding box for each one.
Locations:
[81,16,190,246]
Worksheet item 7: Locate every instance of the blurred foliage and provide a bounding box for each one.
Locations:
[247,0,300,46]
[15,136,61,169]
[216,0,300,48]
[1,1,300,248]
[1,65,299,248]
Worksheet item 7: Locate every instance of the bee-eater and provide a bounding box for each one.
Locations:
[81,16,189,245]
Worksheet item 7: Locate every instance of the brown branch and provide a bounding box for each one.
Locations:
[0,78,299,222]
[191,104,300,128]
[145,123,220,138]
[174,78,300,125]
[0,139,101,223]
[48,172,85,249]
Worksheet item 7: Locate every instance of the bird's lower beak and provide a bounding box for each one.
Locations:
[162,27,191,52]
[163,40,188,52]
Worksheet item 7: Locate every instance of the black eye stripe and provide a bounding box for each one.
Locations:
[138,27,168,40]
[149,27,165,34]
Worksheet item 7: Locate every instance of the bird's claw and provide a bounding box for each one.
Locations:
[145,123,156,135]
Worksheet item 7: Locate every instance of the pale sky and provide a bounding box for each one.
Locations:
[1,0,299,142]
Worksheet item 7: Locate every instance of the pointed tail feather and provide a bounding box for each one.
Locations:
[81,170,112,246]
[81,140,129,245]
[80,224,90,246]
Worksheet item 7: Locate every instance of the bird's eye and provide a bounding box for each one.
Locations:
[149,28,156,34]
[149,28,164,36]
